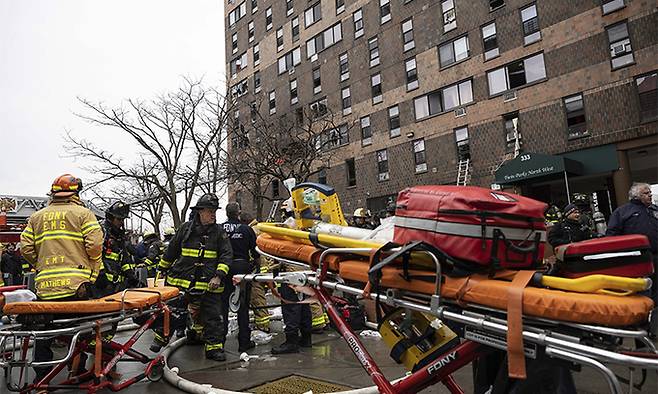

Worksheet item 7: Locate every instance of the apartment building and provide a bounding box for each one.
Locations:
[225,0,657,219]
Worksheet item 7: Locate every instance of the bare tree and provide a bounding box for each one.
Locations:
[222,93,354,219]
[65,78,231,228]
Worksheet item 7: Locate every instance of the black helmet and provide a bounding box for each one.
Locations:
[106,201,130,220]
[572,193,590,204]
[192,193,220,210]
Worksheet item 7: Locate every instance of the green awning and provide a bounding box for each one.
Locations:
[495,152,583,184]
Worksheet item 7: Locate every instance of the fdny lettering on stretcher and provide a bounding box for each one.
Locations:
[426,351,457,375]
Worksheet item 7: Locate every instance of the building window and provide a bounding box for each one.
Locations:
[354,9,364,39]
[489,0,504,11]
[482,22,498,60]
[439,35,470,68]
[441,0,456,32]
[380,0,391,24]
[405,57,418,91]
[336,0,345,15]
[388,105,400,137]
[455,126,470,160]
[521,3,541,45]
[504,113,521,153]
[360,116,372,146]
[342,86,352,114]
[272,179,280,197]
[265,7,272,30]
[268,90,276,115]
[402,19,415,52]
[248,21,255,43]
[313,67,322,94]
[253,44,260,66]
[377,149,390,181]
[253,71,261,93]
[250,101,257,123]
[413,139,427,173]
[602,0,625,15]
[277,47,301,74]
[231,33,238,54]
[607,22,634,69]
[564,93,587,139]
[346,158,356,187]
[368,37,380,67]
[291,17,299,41]
[318,123,349,151]
[290,79,298,105]
[231,79,248,98]
[306,22,342,59]
[310,97,328,118]
[318,168,327,185]
[371,73,383,104]
[230,52,248,75]
[636,72,657,122]
[487,52,546,96]
[251,0,257,13]
[276,28,284,52]
[414,79,473,120]
[339,52,349,81]
[286,0,294,17]
[305,2,322,27]
[229,2,247,27]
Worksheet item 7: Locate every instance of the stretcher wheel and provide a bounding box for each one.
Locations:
[147,358,165,382]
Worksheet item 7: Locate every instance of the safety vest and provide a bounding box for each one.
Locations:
[20,197,103,300]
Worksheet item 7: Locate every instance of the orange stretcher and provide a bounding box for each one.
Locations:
[257,233,654,327]
[0,286,179,393]
[3,286,179,315]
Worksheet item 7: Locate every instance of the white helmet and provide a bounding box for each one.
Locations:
[353,208,370,218]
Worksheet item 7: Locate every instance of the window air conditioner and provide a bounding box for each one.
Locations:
[288,68,295,75]
[503,90,517,102]
[454,107,466,117]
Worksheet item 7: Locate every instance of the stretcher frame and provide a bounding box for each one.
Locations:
[0,288,172,393]
[236,246,658,394]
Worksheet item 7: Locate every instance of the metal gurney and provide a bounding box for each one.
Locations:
[234,242,658,394]
[0,286,179,393]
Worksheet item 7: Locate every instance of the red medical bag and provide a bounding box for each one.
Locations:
[394,186,547,271]
[555,235,654,278]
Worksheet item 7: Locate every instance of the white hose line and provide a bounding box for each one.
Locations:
[162,337,410,394]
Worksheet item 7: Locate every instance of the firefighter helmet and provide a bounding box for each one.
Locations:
[106,201,130,220]
[544,205,562,223]
[50,174,83,197]
[164,227,175,236]
[192,193,220,210]
[353,208,370,218]
[143,231,158,240]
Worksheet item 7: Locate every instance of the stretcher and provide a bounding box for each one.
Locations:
[233,233,658,394]
[0,286,179,393]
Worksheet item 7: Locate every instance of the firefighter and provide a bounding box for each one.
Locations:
[221,202,258,352]
[95,201,137,297]
[162,227,175,247]
[243,213,274,332]
[0,243,29,285]
[156,193,233,361]
[353,208,374,229]
[140,232,162,277]
[548,204,594,248]
[311,303,330,333]
[20,174,103,382]
[572,193,595,232]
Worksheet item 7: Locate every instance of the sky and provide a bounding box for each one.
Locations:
[0,0,226,199]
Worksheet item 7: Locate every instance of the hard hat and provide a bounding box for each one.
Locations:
[143,231,157,240]
[353,208,370,218]
[164,228,176,236]
[51,174,83,197]
[192,193,220,210]
[106,201,130,220]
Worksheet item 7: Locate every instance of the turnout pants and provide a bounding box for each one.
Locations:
[222,259,252,348]
[188,291,227,353]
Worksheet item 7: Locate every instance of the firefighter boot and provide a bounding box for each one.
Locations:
[149,332,169,353]
[300,333,312,348]
[205,344,227,361]
[271,334,300,354]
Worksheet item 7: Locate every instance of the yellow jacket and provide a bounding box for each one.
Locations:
[20,196,103,300]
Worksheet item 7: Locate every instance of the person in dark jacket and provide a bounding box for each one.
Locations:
[155,193,233,361]
[548,204,594,248]
[0,243,29,285]
[221,202,259,352]
[139,232,162,277]
[607,183,658,301]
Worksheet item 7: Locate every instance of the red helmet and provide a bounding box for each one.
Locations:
[51,174,83,197]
